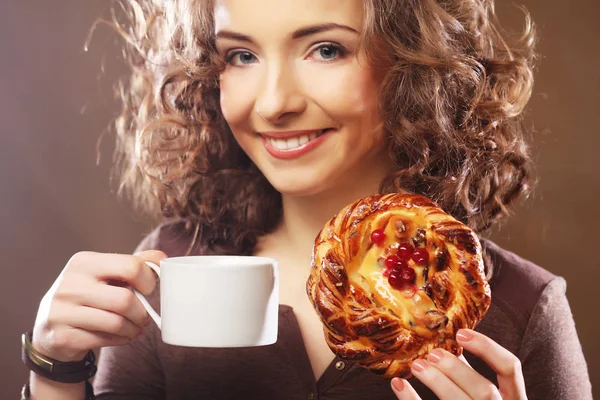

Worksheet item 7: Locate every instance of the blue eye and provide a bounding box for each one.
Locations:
[226,51,257,66]
[319,46,338,59]
[313,43,347,61]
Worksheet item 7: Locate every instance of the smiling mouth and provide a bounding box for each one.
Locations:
[265,129,333,151]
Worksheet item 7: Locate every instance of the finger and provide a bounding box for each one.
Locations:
[427,349,501,400]
[457,329,527,399]
[60,327,132,350]
[68,283,151,327]
[132,250,168,294]
[410,359,470,400]
[51,303,143,340]
[73,329,133,348]
[134,249,168,263]
[74,251,166,295]
[390,378,421,399]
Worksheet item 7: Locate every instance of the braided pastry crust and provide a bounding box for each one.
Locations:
[306,193,491,378]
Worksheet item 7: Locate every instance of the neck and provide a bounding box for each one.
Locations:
[274,155,392,264]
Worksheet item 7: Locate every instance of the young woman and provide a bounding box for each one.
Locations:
[24,0,592,399]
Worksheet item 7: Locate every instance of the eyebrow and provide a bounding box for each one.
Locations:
[215,23,358,43]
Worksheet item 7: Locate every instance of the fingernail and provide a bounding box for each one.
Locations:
[457,329,474,342]
[391,377,404,392]
[138,327,144,336]
[427,349,443,364]
[411,359,428,373]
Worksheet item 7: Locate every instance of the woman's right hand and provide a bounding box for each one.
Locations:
[30,250,167,362]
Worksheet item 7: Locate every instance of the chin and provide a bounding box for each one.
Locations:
[263,169,335,197]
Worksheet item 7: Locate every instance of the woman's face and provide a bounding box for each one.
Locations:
[216,0,388,196]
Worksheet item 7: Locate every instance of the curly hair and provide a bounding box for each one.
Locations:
[105,0,537,255]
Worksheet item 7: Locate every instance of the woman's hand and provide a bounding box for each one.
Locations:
[391,329,527,400]
[31,250,166,362]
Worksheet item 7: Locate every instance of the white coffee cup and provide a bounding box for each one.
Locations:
[133,256,279,348]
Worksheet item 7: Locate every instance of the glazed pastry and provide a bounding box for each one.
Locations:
[306,193,491,378]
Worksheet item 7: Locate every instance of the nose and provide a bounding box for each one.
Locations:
[255,62,307,124]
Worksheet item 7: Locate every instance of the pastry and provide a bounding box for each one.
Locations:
[306,193,491,378]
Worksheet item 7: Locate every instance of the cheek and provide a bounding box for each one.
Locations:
[219,72,258,129]
[343,71,378,116]
[308,65,380,126]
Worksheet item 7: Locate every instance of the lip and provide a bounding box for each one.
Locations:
[262,129,334,160]
[259,130,322,139]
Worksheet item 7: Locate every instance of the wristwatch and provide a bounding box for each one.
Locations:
[21,331,96,399]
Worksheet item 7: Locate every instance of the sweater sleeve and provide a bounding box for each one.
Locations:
[518,277,592,400]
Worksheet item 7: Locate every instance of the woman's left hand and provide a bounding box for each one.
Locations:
[390,329,527,400]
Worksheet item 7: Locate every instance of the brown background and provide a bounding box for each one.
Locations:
[1,1,598,398]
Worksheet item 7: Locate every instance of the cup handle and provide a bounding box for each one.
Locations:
[132,261,161,330]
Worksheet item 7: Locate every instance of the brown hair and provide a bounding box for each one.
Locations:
[105,0,536,255]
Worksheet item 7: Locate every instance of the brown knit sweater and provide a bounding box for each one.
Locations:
[93,221,592,400]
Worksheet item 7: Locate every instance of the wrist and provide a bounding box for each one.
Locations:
[22,331,97,384]
[30,371,86,389]
[25,373,93,400]
[30,338,87,363]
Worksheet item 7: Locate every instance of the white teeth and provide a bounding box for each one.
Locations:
[268,132,320,150]
[287,137,300,149]
[271,139,288,150]
[298,135,309,145]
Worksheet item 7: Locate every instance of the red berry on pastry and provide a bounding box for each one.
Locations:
[397,242,414,260]
[385,255,401,269]
[412,248,429,264]
[387,268,405,289]
[399,266,416,283]
[370,229,385,245]
[388,266,416,289]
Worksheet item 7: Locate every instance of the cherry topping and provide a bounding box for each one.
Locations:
[395,258,409,270]
[397,242,414,260]
[384,255,408,271]
[412,248,429,264]
[384,255,400,269]
[399,266,416,283]
[370,229,385,246]
[388,266,416,289]
[388,269,404,289]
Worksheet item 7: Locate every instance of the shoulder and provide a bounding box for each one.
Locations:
[134,218,206,257]
[476,241,592,398]
[481,239,562,332]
